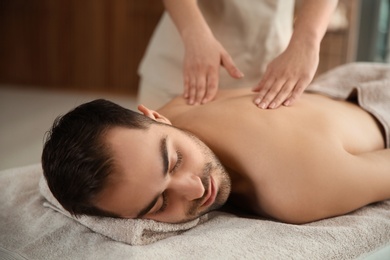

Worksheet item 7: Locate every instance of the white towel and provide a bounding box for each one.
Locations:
[39,175,208,246]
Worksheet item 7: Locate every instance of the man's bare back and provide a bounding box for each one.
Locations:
[158,89,390,223]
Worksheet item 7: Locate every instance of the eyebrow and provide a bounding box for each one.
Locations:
[136,135,169,218]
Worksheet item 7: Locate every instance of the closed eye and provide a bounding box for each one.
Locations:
[155,151,182,214]
[154,192,168,214]
[170,150,183,173]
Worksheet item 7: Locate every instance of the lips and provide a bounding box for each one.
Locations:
[201,176,216,208]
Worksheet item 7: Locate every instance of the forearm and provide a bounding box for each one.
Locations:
[291,0,338,48]
[162,0,213,44]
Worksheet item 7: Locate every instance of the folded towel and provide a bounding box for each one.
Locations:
[39,176,208,245]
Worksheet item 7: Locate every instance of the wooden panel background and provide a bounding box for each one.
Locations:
[0,1,356,95]
[0,0,164,95]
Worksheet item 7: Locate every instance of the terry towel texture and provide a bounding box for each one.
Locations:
[39,176,208,246]
[1,164,390,259]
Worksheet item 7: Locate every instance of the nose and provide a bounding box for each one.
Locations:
[169,174,205,201]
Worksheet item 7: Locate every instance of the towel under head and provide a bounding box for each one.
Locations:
[39,175,209,245]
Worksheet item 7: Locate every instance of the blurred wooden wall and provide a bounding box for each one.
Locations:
[0,0,357,95]
[0,0,164,95]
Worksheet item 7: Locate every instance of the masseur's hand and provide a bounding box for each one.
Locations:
[251,0,339,109]
[182,31,244,105]
[162,0,244,105]
[252,41,319,109]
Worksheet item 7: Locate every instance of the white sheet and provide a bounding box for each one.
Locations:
[1,164,390,259]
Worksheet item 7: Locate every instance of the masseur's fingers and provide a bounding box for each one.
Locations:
[253,73,276,109]
[199,52,242,104]
[266,79,296,109]
[202,71,218,104]
[256,79,286,109]
[193,51,243,105]
[283,79,308,107]
[193,76,207,105]
[221,52,244,79]
[182,38,242,105]
[188,77,197,105]
[183,75,190,99]
[252,39,319,109]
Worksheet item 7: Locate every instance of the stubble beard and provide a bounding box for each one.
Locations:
[185,134,232,219]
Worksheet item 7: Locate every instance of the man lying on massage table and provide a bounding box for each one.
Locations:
[41,86,390,225]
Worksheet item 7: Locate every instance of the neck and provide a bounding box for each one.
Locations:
[224,166,259,215]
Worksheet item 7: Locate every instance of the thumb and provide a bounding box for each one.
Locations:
[221,53,244,79]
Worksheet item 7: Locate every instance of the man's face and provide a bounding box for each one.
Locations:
[94,123,231,223]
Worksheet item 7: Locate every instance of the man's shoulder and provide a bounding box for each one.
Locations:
[156,96,191,119]
[157,88,253,117]
[216,88,253,99]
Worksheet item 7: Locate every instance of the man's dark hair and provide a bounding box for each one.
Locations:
[41,99,153,217]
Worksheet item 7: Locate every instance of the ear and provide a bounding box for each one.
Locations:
[138,104,172,125]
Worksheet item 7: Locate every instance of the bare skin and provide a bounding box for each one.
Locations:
[157,88,390,223]
[95,88,390,224]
